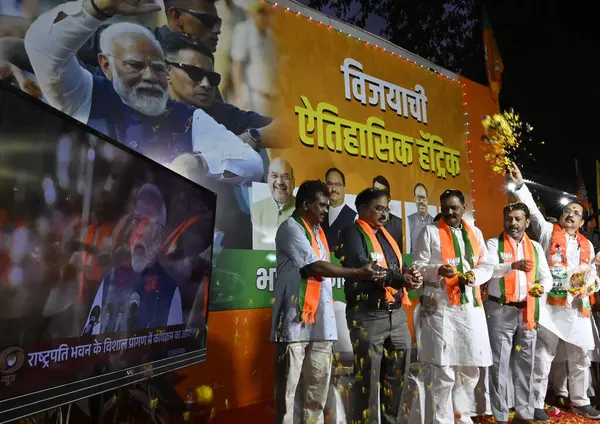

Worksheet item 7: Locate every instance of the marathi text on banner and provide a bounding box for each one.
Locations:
[294,96,460,179]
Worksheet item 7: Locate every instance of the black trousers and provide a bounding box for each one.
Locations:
[346,308,412,424]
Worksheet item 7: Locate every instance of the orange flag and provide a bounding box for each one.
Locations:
[482,6,504,104]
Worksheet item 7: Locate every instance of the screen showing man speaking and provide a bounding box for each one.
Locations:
[0,84,215,404]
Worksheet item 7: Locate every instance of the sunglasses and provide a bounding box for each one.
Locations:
[176,8,222,29]
[166,61,221,86]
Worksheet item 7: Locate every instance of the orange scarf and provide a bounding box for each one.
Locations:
[547,224,592,317]
[355,220,411,306]
[438,218,483,307]
[294,216,330,324]
[497,232,540,330]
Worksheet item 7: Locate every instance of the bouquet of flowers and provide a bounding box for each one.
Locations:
[481,109,540,175]
[528,282,544,297]
[568,267,596,297]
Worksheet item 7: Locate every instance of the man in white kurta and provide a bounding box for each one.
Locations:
[485,202,553,424]
[508,163,600,420]
[413,189,493,424]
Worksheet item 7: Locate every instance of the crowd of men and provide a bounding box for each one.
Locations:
[271,162,600,424]
[3,1,600,424]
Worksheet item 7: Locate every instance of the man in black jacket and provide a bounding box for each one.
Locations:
[336,188,422,424]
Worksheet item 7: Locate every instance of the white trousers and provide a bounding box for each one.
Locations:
[551,360,596,399]
[423,364,480,424]
[533,327,591,408]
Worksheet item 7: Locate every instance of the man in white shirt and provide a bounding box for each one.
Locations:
[508,163,600,421]
[485,202,553,424]
[413,189,493,424]
[252,157,295,250]
[24,0,263,186]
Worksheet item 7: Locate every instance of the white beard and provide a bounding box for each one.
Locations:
[111,64,168,117]
[131,254,150,273]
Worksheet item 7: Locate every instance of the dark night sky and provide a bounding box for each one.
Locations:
[299,0,600,209]
[487,0,599,197]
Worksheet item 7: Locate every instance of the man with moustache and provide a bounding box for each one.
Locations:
[271,180,383,424]
[24,0,263,186]
[322,168,356,249]
[413,189,494,424]
[407,183,434,253]
[84,184,183,335]
[485,202,553,424]
[508,163,600,420]
[252,158,295,250]
[336,188,423,424]
[372,175,403,249]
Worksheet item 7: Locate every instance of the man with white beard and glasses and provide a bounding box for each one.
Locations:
[84,184,183,335]
[24,0,263,186]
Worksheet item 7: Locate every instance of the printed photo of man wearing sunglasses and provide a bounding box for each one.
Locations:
[72,0,226,102]
[162,30,279,250]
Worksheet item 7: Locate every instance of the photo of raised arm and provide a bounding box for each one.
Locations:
[24,0,263,186]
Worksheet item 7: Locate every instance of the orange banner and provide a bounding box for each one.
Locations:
[271,10,471,212]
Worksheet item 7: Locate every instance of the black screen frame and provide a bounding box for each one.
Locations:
[0,81,216,423]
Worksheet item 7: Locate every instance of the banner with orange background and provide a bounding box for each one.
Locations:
[210,3,475,314]
[271,9,471,209]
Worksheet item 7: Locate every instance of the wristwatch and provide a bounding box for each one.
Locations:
[245,128,262,145]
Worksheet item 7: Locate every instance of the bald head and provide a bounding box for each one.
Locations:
[268,158,294,204]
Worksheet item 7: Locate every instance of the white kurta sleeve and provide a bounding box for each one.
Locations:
[413,226,440,282]
[512,184,553,248]
[486,237,514,278]
[191,108,264,184]
[471,227,493,286]
[167,287,184,326]
[534,240,554,292]
[24,1,96,123]
[587,240,599,293]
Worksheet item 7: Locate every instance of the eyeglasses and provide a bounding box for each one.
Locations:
[108,55,168,77]
[166,60,221,86]
[562,207,583,217]
[176,8,222,29]
[269,172,292,182]
[374,205,390,214]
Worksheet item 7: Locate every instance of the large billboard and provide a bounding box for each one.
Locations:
[3,0,471,317]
